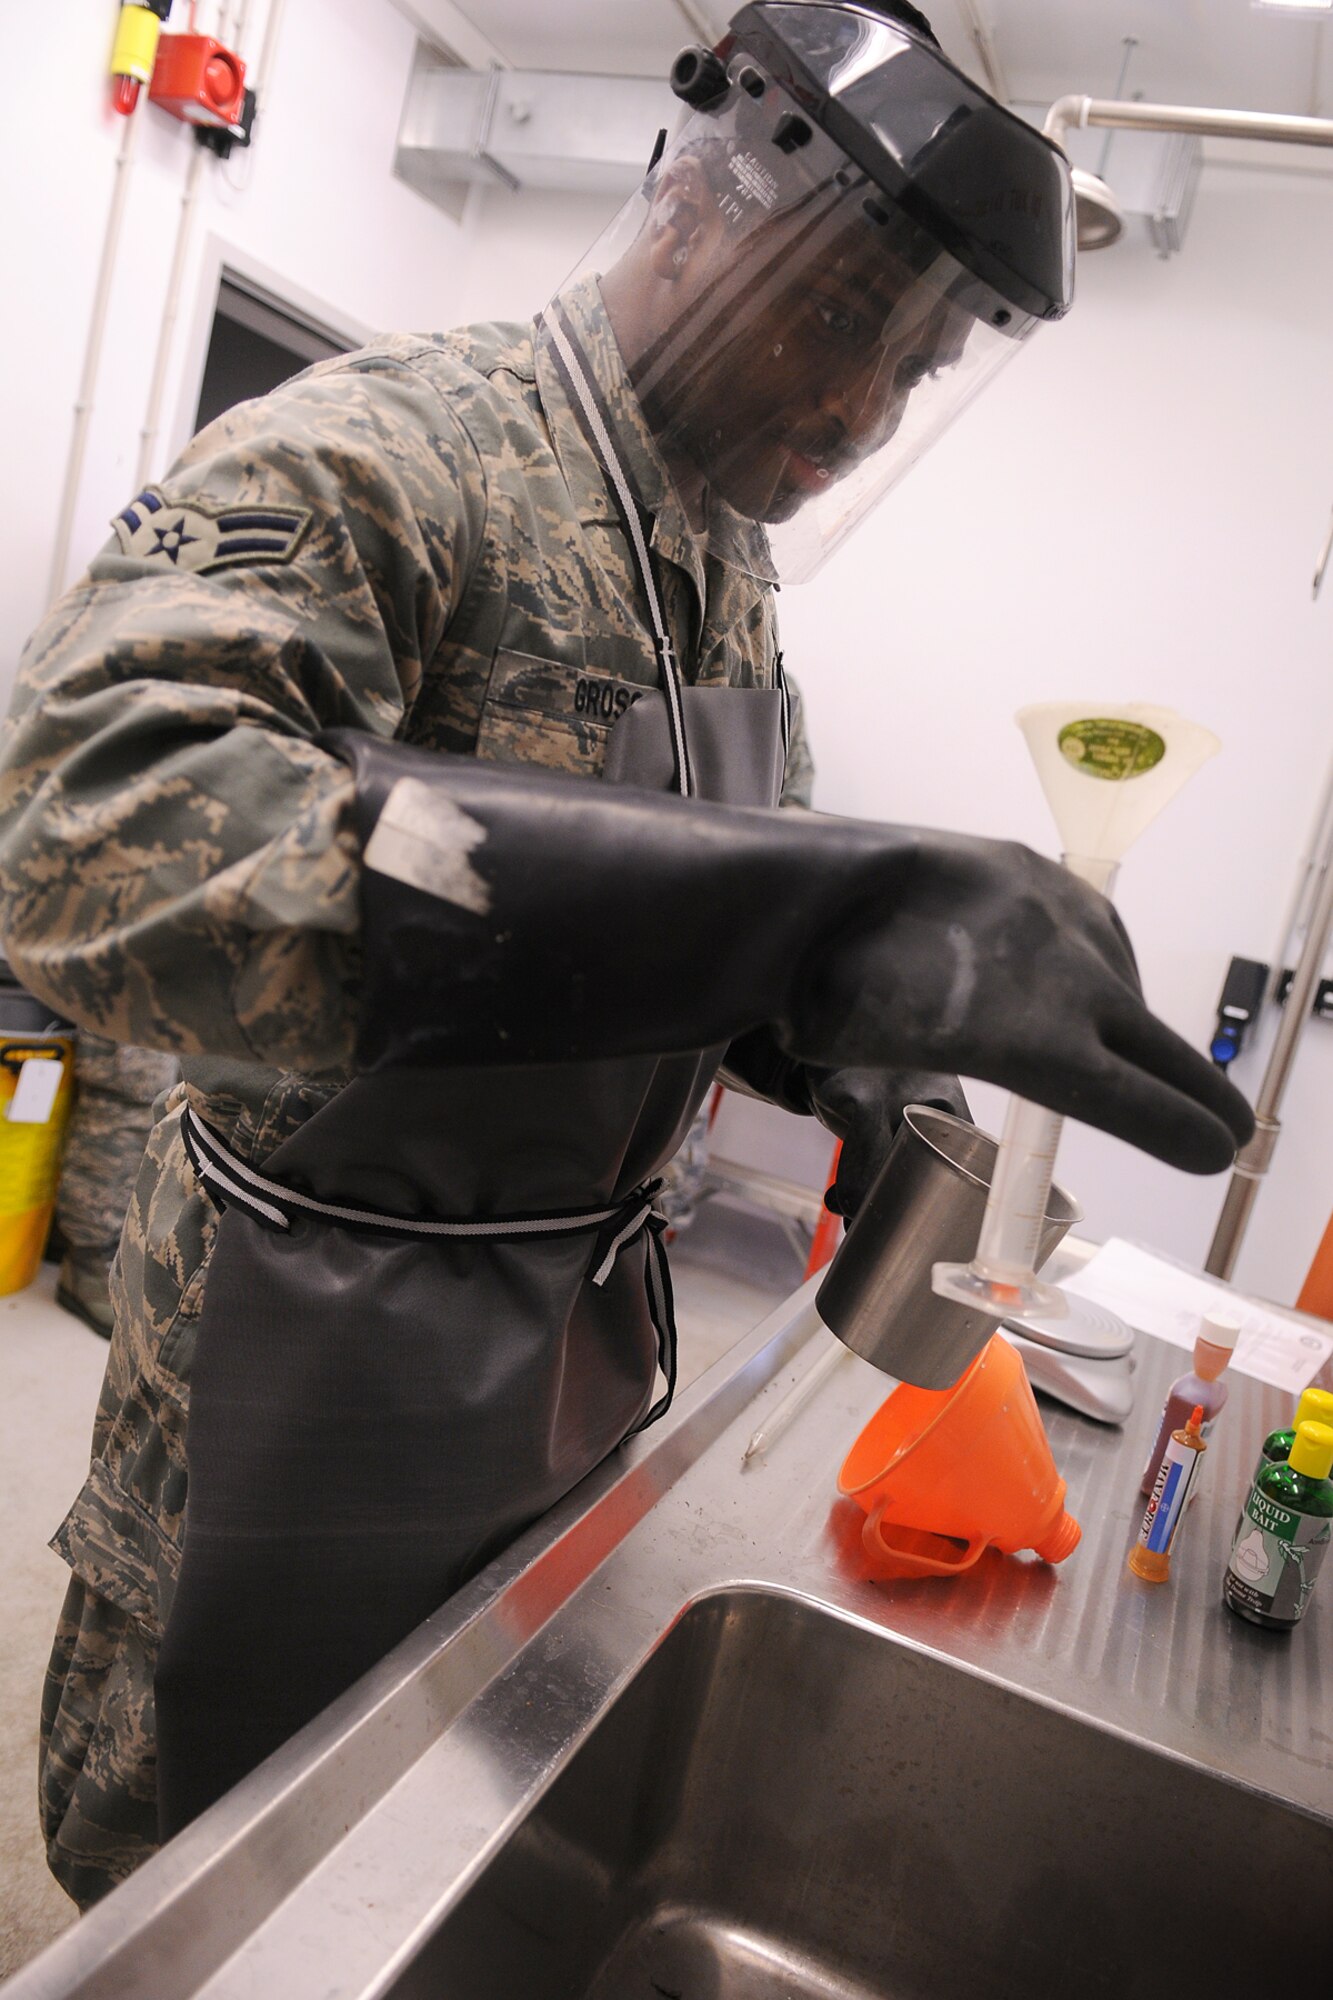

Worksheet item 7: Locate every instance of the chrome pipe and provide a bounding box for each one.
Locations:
[670,0,723,46]
[1206,810,1333,1279]
[1315,504,1333,601]
[955,0,1011,106]
[1044,94,1333,151]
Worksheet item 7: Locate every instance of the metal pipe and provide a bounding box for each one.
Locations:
[1206,809,1333,1280]
[954,0,1010,106]
[135,0,243,489]
[1311,19,1326,121]
[254,0,288,98]
[46,105,142,607]
[1044,94,1333,151]
[1314,503,1333,600]
[670,0,722,47]
[1096,38,1139,178]
[1040,80,1333,1274]
[1266,755,1333,1012]
[135,0,282,484]
[135,145,208,491]
[471,65,520,192]
[231,0,255,60]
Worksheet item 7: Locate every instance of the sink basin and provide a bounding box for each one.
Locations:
[9,1286,1328,2000]
[394,1586,1330,2000]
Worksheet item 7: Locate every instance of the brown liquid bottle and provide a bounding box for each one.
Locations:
[1140,1309,1239,1498]
[1129,1404,1207,1584]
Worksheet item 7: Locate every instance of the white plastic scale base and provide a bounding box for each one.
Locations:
[932,1259,1067,1322]
[1002,1294,1136,1425]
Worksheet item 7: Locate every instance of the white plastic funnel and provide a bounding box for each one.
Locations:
[933,699,1222,1326]
[1017,702,1220,879]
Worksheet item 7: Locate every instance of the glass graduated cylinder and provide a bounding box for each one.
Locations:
[933,1096,1068,1318]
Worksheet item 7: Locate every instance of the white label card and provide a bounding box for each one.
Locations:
[7,1057,64,1126]
[1065,1238,1333,1396]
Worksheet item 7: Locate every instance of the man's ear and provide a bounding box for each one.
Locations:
[644,157,718,280]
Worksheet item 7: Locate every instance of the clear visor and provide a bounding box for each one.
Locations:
[558,92,1040,585]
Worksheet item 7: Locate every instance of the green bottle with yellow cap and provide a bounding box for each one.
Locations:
[1224,1420,1333,1631]
[1252,1385,1333,1485]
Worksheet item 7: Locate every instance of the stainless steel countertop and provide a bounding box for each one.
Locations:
[9,1265,1332,2000]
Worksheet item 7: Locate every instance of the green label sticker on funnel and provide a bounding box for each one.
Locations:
[1058,719,1166,780]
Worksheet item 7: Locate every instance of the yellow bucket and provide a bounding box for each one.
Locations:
[0,1033,77,1296]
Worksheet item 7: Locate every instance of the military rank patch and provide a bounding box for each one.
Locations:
[112,488,311,575]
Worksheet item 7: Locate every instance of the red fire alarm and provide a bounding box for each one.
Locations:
[149,32,247,129]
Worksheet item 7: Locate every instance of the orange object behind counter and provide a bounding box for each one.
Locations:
[1296,1209,1333,1323]
[149,32,247,129]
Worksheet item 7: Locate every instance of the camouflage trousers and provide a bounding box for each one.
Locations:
[55,1034,180,1336]
[41,1098,209,1909]
[41,1579,162,1908]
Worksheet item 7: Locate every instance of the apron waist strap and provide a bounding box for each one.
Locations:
[181,1105,679,1431]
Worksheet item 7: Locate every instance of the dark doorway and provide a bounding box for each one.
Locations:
[194,276,353,433]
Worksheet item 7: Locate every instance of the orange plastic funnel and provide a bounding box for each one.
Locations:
[837,1333,1081,1577]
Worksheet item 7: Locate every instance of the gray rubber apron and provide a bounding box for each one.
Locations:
[154,320,787,1838]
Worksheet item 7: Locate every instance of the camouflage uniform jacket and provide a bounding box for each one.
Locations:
[0,279,781,1901]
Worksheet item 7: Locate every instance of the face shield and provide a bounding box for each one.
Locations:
[552,2,1074,585]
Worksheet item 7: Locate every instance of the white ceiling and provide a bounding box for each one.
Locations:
[446,0,1333,116]
[987,0,1330,116]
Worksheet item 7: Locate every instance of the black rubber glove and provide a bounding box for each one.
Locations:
[327,733,1253,1175]
[720,1026,969,1219]
[810,1066,972,1219]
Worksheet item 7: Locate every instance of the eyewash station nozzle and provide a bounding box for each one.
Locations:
[932,703,1221,1329]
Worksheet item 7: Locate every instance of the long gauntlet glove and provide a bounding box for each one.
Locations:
[327,733,1252,1176]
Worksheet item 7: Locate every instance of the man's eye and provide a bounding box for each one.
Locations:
[813,299,859,337]
[896,353,935,388]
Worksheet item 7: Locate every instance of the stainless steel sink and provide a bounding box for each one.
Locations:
[9,1275,1332,2000]
[395,1586,1332,2000]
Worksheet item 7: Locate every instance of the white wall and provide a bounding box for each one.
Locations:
[774,165,1333,1307]
[452,165,1333,1308]
[3,8,1330,1304]
[1,0,476,656]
